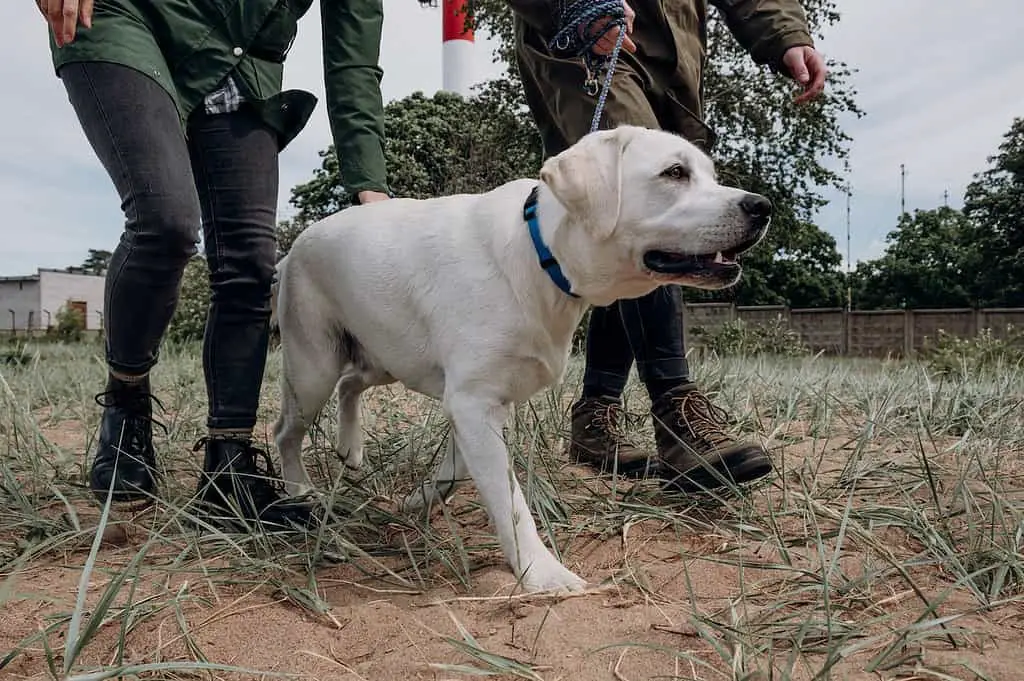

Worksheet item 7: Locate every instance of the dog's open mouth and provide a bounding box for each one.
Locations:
[643,233,764,277]
[643,249,741,276]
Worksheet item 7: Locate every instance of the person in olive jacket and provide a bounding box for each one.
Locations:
[37,0,392,526]
[508,0,827,491]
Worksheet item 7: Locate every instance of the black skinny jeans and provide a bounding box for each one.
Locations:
[59,62,278,431]
[582,285,691,402]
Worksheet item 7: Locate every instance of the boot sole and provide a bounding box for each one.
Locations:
[569,447,658,479]
[90,490,157,511]
[188,484,319,532]
[661,447,773,493]
[90,479,158,508]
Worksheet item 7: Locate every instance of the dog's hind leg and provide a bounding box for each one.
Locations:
[274,328,344,499]
[335,370,367,471]
[401,431,469,515]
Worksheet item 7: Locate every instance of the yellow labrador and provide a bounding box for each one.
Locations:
[271,125,771,593]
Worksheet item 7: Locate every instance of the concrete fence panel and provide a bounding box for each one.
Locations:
[681,303,1023,357]
[790,308,845,354]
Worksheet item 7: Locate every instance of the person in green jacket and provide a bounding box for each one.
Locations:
[508,0,827,492]
[37,0,392,526]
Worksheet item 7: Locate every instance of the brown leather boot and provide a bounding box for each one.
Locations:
[567,396,656,477]
[650,384,772,492]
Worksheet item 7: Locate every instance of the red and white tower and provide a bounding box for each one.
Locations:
[440,0,475,96]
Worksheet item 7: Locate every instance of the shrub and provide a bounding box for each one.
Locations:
[53,303,86,342]
[0,337,32,365]
[691,316,810,357]
[919,325,1024,376]
[167,256,211,344]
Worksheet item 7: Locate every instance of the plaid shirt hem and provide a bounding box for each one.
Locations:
[203,74,245,115]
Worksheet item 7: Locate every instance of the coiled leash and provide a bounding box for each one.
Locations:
[547,0,629,132]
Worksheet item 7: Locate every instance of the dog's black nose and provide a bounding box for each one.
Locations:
[740,194,773,220]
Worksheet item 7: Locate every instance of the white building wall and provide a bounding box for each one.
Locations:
[0,279,41,331]
[39,269,106,331]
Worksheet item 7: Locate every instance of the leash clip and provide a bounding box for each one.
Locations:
[582,60,603,97]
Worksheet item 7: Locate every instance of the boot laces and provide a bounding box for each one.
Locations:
[588,402,637,443]
[94,389,167,457]
[671,391,734,449]
[194,437,287,505]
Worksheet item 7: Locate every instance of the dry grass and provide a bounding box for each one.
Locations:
[1,339,1023,680]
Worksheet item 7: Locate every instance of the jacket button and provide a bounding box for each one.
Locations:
[232,47,243,57]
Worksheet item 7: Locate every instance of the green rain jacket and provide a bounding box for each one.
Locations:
[508,0,815,156]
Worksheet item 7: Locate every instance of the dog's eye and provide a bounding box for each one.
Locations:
[661,164,690,181]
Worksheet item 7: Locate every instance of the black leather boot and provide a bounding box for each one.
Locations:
[193,436,315,529]
[90,374,162,504]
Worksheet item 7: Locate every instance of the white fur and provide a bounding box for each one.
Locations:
[271,125,770,593]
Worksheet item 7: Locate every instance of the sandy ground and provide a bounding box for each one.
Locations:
[3,402,1024,680]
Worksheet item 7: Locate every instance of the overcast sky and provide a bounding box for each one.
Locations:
[1,1,1020,277]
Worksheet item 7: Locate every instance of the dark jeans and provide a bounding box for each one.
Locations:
[59,62,279,431]
[582,284,690,402]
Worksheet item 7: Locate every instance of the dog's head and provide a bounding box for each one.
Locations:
[539,125,771,305]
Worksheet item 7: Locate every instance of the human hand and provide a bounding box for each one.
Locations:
[782,45,827,104]
[37,0,94,48]
[582,0,636,56]
[357,190,390,205]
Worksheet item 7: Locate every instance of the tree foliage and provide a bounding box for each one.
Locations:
[962,116,1024,307]
[54,302,86,342]
[79,249,112,276]
[851,117,1024,310]
[166,256,211,343]
[283,82,543,231]
[850,207,974,310]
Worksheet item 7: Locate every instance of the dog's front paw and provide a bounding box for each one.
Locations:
[400,486,441,516]
[339,446,363,471]
[283,480,316,499]
[520,558,587,594]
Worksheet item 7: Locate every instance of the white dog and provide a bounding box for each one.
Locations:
[271,125,772,593]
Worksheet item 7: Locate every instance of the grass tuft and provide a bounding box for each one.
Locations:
[1,339,1023,679]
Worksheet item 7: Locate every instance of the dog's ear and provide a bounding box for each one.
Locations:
[539,128,627,239]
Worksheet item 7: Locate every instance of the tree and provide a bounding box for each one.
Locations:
[962,116,1024,307]
[166,256,211,343]
[849,207,975,310]
[283,82,543,240]
[276,217,308,260]
[465,0,859,308]
[79,248,112,275]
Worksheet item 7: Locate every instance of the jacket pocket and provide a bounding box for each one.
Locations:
[248,0,297,64]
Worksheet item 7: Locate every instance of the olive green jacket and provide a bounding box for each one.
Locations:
[49,0,390,197]
[508,0,814,157]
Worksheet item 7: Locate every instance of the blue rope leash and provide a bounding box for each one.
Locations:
[547,0,628,133]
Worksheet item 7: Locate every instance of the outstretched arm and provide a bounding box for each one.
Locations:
[709,0,826,103]
[321,0,392,203]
